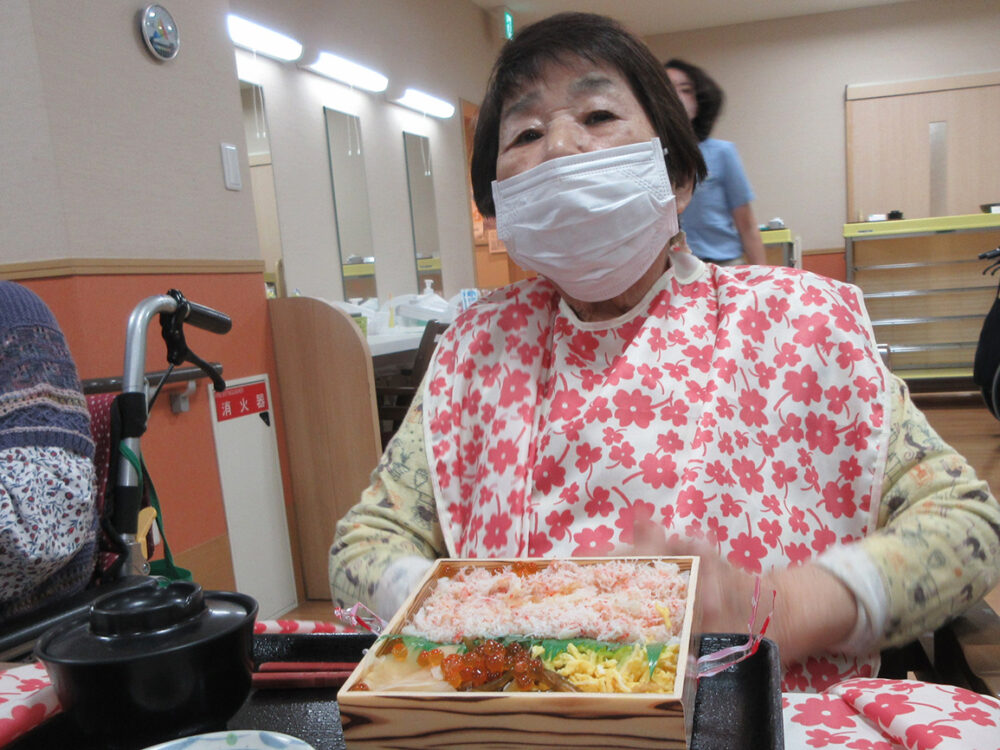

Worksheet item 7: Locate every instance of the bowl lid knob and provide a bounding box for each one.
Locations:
[90,580,205,636]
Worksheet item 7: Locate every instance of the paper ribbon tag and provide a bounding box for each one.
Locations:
[332,602,388,635]
[697,576,776,678]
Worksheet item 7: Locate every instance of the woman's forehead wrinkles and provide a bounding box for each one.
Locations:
[502,90,540,120]
[501,72,617,122]
[569,73,615,95]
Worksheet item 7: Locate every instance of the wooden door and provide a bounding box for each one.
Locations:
[846,72,1000,222]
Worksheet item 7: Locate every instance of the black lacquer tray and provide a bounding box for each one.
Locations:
[10,632,783,749]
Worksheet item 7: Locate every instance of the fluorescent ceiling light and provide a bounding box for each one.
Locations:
[234,54,262,84]
[227,14,302,62]
[305,52,388,93]
[394,88,455,119]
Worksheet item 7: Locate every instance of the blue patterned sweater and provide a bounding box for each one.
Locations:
[0,282,97,621]
[0,282,93,458]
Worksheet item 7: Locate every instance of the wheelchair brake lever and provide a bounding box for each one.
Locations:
[982,260,1000,275]
[185,348,227,392]
[160,306,191,366]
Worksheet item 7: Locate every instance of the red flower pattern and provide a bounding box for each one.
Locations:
[790,694,859,729]
[784,678,1000,749]
[426,264,890,693]
[636,452,679,489]
[572,525,615,555]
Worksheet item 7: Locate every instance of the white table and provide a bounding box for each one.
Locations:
[366,327,426,357]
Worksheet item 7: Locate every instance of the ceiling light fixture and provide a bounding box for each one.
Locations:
[226,14,302,62]
[394,88,455,119]
[304,52,388,93]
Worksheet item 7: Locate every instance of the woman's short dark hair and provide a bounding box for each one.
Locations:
[663,58,724,141]
[471,12,706,218]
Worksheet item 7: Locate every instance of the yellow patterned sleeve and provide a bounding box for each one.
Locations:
[864,374,1000,648]
[328,386,444,610]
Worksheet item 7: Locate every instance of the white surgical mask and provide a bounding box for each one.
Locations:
[492,138,679,302]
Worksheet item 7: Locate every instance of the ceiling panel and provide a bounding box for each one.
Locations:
[468,0,917,36]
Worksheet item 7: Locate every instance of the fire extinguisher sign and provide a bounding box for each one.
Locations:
[214,380,269,422]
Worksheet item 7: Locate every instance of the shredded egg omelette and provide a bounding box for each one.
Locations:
[534,641,679,693]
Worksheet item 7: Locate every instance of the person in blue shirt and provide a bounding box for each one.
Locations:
[665,58,766,265]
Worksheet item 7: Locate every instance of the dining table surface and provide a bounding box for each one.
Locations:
[5,632,784,750]
[7,621,1000,749]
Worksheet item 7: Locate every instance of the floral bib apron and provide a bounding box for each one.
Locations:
[424,254,891,691]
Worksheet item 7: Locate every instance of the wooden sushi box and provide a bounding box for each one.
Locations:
[338,556,702,750]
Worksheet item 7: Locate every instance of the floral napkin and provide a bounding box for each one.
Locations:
[0,661,59,746]
[783,678,1000,749]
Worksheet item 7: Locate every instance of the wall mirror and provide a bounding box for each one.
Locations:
[402,131,442,293]
[324,108,377,300]
[240,82,284,296]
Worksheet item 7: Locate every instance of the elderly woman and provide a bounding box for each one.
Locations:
[330,12,1000,696]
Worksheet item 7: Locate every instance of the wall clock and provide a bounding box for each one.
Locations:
[140,4,180,61]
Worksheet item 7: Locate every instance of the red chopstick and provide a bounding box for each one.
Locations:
[257,661,358,672]
[252,660,359,689]
[252,670,354,689]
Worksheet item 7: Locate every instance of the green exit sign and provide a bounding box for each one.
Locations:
[504,9,514,39]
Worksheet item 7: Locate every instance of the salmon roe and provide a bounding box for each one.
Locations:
[510,561,540,578]
[390,639,408,661]
[436,640,543,690]
[417,648,444,667]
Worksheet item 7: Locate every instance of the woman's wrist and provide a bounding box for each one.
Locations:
[763,563,858,665]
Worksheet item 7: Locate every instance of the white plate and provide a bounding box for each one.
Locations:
[141,730,316,750]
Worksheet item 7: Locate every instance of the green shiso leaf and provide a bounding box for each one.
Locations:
[378,634,456,653]
[526,638,640,663]
[646,643,665,678]
[379,634,663,665]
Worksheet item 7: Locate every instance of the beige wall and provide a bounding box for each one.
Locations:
[2,0,496,300]
[2,0,259,263]
[16,1,992,288]
[645,0,1000,252]
[229,0,499,300]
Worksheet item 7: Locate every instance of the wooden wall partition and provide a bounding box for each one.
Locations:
[268,297,383,600]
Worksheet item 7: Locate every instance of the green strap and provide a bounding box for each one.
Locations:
[118,443,141,474]
[118,441,183,580]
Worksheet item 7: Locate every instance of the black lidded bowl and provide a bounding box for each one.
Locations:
[35,578,258,750]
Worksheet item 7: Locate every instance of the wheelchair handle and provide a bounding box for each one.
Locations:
[114,292,231,577]
[173,294,232,335]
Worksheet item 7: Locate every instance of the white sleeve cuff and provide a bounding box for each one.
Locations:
[372,555,434,622]
[814,545,890,656]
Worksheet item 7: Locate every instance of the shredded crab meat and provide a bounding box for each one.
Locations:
[401,560,688,644]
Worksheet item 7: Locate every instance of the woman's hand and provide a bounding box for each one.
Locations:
[633,530,762,636]
[631,521,859,666]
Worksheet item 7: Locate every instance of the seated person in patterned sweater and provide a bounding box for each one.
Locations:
[329,12,1000,693]
[0,281,97,623]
